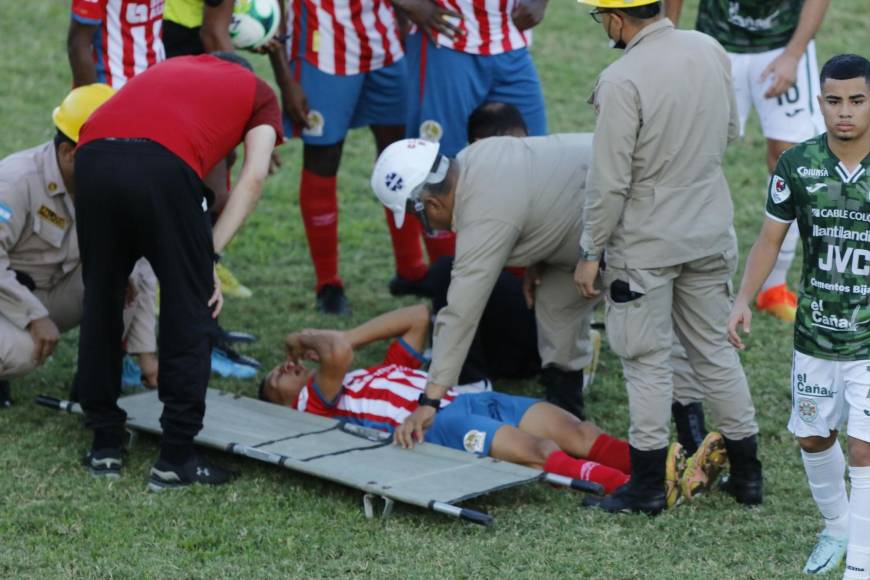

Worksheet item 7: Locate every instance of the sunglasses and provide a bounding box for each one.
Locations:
[589,8,613,23]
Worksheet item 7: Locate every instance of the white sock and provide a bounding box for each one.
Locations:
[845,465,870,580]
[763,221,799,290]
[801,445,850,538]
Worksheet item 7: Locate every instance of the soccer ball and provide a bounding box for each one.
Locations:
[229,0,281,50]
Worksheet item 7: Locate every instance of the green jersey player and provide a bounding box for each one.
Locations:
[668,0,830,323]
[729,55,870,579]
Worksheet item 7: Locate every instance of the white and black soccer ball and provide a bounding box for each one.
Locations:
[229,0,281,50]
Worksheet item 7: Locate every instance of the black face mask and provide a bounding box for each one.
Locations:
[607,16,626,50]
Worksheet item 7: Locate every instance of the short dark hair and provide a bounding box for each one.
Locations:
[467,102,528,143]
[53,129,76,149]
[211,51,254,72]
[820,54,870,86]
[257,377,268,402]
[615,1,661,20]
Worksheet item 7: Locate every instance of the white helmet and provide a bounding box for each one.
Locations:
[371,139,446,229]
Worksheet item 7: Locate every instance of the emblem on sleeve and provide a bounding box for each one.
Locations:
[770,174,791,204]
[0,202,12,224]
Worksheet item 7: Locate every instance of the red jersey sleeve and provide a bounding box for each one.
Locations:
[71,0,105,24]
[383,339,426,370]
[243,78,285,146]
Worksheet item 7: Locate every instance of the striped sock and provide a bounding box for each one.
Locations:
[544,451,629,494]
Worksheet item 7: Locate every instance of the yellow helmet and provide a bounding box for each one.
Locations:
[577,0,659,8]
[52,83,116,143]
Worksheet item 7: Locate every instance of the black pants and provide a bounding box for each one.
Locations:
[75,140,214,447]
[429,257,541,384]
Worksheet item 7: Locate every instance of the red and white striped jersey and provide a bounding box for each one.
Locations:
[432,0,529,55]
[71,0,166,90]
[285,0,404,76]
[295,340,457,431]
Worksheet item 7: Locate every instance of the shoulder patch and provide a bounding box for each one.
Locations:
[0,202,12,223]
[769,174,791,204]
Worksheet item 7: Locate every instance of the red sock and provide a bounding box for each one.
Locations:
[299,169,341,292]
[544,451,629,494]
[423,230,456,262]
[588,433,631,475]
[384,208,427,281]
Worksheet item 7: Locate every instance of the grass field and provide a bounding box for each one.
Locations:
[1,1,868,578]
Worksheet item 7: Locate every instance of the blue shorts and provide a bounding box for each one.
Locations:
[284,58,408,146]
[403,33,547,156]
[425,392,539,456]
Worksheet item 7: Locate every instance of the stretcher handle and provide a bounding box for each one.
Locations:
[35,395,79,413]
[430,501,494,526]
[543,473,605,496]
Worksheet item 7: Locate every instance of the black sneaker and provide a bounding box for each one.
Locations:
[147,455,238,492]
[388,274,433,298]
[316,284,351,316]
[0,381,11,409]
[82,448,123,479]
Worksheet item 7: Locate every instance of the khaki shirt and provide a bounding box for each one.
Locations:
[0,142,78,329]
[580,19,740,270]
[428,133,593,388]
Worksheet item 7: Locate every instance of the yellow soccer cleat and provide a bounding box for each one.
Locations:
[680,432,728,501]
[216,262,253,299]
[665,441,687,509]
[756,283,796,322]
[582,328,602,391]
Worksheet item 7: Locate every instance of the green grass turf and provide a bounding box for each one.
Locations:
[1,1,868,577]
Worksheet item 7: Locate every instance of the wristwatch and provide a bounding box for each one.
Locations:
[581,247,600,261]
[417,393,442,412]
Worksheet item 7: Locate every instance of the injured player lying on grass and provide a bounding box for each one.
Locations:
[259,303,722,504]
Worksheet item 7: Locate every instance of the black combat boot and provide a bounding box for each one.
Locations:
[540,366,584,420]
[672,401,707,455]
[720,434,763,506]
[584,446,668,515]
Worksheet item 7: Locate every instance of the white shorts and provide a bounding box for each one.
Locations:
[787,351,870,443]
[729,41,825,143]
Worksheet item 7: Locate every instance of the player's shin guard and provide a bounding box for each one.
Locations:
[423,230,456,263]
[583,446,668,515]
[721,434,763,505]
[800,444,849,539]
[845,465,870,580]
[543,451,629,494]
[587,433,631,475]
[762,221,798,291]
[299,169,340,292]
[384,208,427,282]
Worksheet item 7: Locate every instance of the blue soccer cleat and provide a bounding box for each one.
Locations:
[803,532,847,575]
[211,348,257,379]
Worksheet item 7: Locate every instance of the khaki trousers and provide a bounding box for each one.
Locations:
[604,251,758,450]
[0,260,157,379]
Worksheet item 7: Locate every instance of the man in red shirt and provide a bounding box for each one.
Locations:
[74,53,283,490]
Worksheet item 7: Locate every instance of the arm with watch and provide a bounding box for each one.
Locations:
[574,77,640,299]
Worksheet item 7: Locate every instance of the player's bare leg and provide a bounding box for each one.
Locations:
[370,124,429,297]
[757,138,799,322]
[517,401,602,458]
[845,437,870,580]
[300,142,349,315]
[489,424,628,494]
[797,432,849,575]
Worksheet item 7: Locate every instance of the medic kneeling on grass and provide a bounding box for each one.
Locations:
[259,303,723,501]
